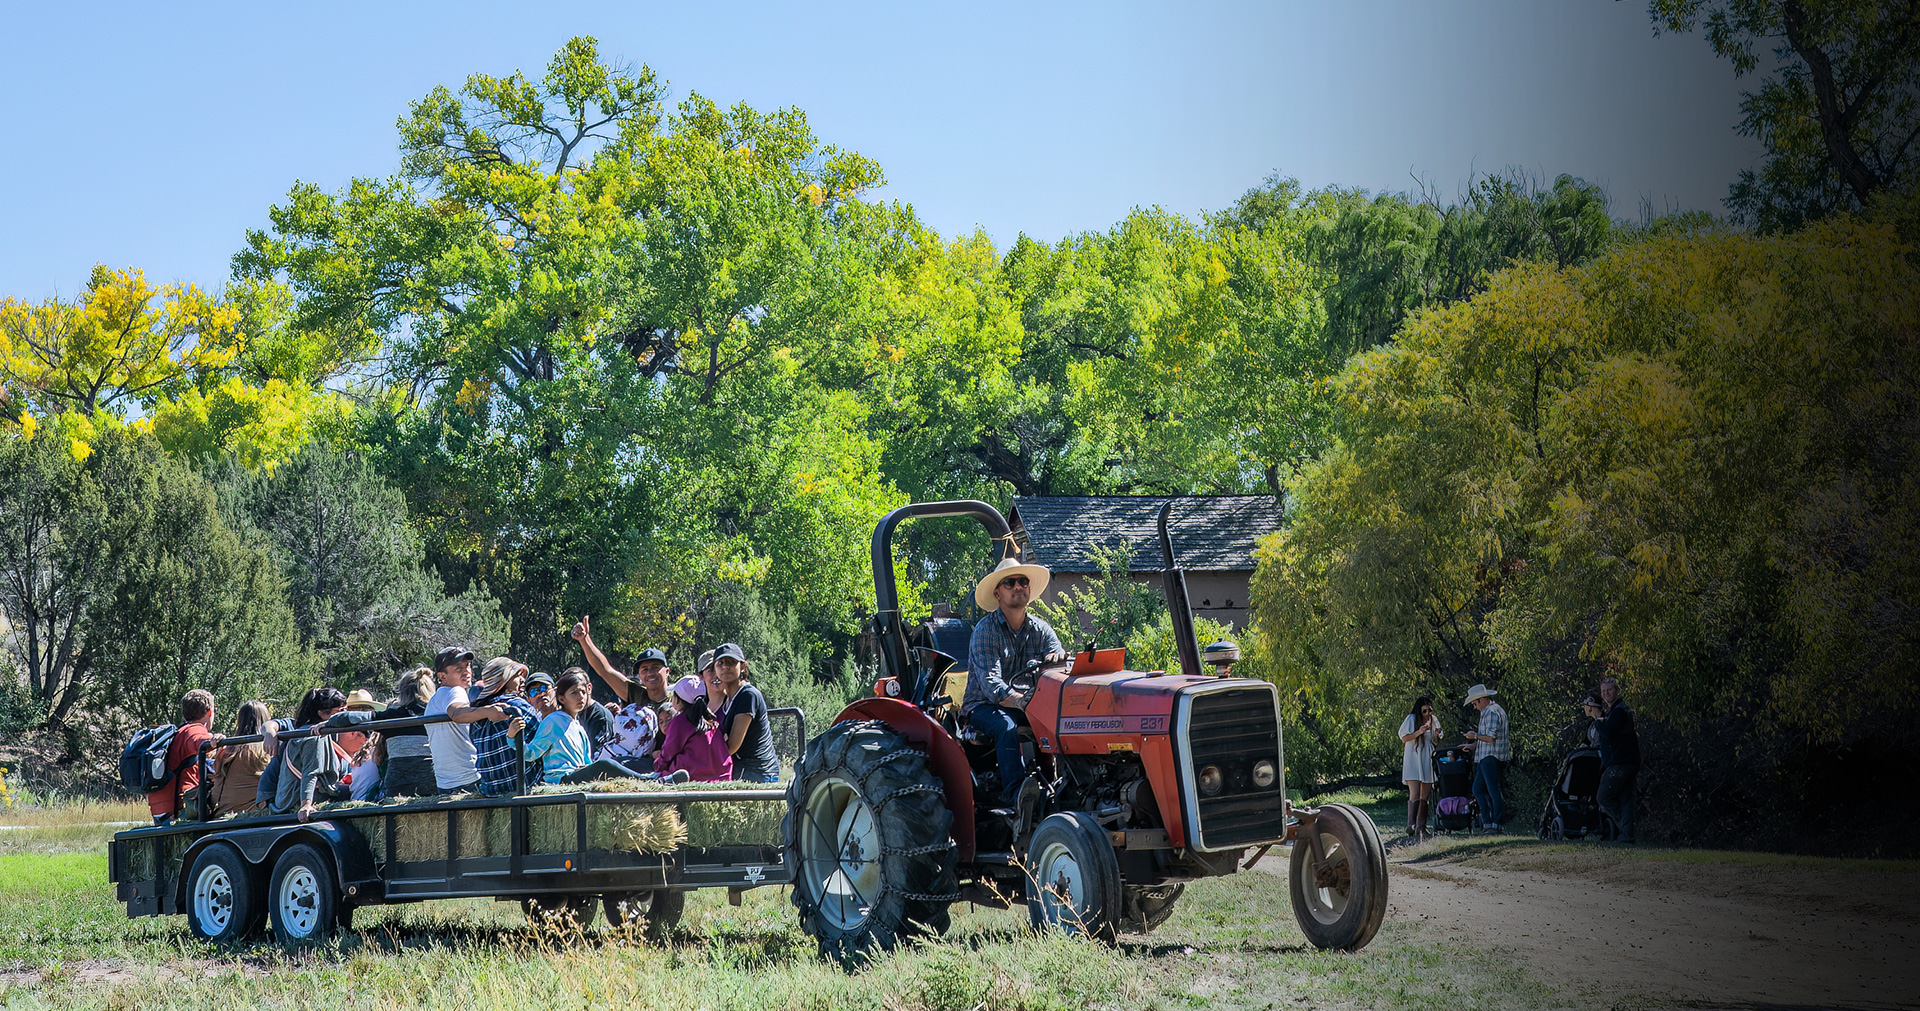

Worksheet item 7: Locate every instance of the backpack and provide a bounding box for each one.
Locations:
[119,724,193,795]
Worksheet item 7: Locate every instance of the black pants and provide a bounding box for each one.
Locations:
[1597,763,1638,842]
[560,757,656,784]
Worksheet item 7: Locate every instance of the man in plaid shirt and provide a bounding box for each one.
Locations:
[1463,684,1511,830]
[470,656,541,797]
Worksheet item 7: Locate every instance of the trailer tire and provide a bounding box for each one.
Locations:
[1288,803,1387,952]
[523,894,595,931]
[185,844,257,944]
[604,889,684,940]
[268,844,339,950]
[785,719,957,964]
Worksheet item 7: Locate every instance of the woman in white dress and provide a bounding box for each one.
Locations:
[1399,696,1440,839]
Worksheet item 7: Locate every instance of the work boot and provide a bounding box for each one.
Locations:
[1012,774,1043,839]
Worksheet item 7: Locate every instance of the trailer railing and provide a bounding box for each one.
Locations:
[196,705,814,822]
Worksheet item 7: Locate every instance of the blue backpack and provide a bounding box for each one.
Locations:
[119,725,194,795]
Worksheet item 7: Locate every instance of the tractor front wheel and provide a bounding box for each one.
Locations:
[785,719,958,964]
[1027,811,1121,942]
[1288,803,1388,951]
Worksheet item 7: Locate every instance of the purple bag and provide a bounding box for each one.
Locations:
[1437,796,1473,816]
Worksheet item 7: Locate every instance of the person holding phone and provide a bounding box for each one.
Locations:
[1398,696,1440,840]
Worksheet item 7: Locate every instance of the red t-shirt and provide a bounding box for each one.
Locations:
[146,721,213,818]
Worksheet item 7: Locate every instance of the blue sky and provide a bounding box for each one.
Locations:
[0,0,1759,300]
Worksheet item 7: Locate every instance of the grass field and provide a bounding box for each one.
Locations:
[0,810,1559,1011]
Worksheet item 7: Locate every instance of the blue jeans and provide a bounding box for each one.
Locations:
[1473,757,1506,828]
[967,704,1027,803]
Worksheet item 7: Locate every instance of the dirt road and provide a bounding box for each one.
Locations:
[1260,840,1920,1009]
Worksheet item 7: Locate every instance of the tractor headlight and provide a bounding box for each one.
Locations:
[1198,765,1224,797]
[1251,759,1277,789]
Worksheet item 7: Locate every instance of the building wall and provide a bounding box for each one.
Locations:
[1039,570,1254,633]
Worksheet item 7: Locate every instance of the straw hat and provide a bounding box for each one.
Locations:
[1463,684,1498,705]
[973,556,1051,612]
[343,689,386,712]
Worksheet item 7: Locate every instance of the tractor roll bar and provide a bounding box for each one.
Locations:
[1158,501,1204,680]
[869,500,1013,698]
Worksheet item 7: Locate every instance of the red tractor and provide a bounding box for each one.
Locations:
[783,500,1387,960]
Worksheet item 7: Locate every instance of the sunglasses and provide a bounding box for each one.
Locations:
[999,575,1030,588]
[528,684,549,695]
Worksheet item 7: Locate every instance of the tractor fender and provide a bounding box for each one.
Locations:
[174,820,381,912]
[835,697,977,861]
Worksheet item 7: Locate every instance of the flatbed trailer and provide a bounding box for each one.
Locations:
[108,709,804,946]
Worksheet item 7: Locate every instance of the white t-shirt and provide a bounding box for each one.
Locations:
[425,685,478,789]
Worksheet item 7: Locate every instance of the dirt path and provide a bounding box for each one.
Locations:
[1258,842,1920,1009]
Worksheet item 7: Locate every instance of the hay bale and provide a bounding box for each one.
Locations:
[525,799,688,854]
[394,812,445,862]
[685,800,785,847]
[528,804,574,854]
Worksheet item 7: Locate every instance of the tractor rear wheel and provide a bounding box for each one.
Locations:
[785,719,958,964]
[1288,803,1388,951]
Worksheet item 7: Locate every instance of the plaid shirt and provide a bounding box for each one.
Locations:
[1474,701,1512,762]
[472,694,542,797]
[964,609,1062,711]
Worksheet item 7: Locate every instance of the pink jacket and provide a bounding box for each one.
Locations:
[657,715,732,782]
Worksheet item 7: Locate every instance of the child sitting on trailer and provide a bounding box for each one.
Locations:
[523,668,687,786]
[656,675,732,783]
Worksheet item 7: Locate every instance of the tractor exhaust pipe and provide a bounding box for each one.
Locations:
[1158,501,1204,679]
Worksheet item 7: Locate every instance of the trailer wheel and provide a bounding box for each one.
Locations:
[785,719,957,964]
[1288,803,1388,952]
[1027,811,1121,942]
[185,844,257,944]
[268,844,339,950]
[604,889,684,940]
[523,894,596,931]
[1121,882,1185,933]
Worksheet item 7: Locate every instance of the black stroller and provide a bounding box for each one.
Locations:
[1537,745,1609,839]
[1433,745,1477,832]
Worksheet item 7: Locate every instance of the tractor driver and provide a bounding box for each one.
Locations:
[964,555,1065,811]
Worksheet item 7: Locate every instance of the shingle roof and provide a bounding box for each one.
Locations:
[1008,496,1282,574]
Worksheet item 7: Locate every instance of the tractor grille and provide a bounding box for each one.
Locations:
[1184,686,1286,850]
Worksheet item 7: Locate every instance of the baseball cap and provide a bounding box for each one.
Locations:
[672,675,706,704]
[434,646,475,671]
[696,649,716,673]
[525,671,555,695]
[713,642,746,663]
[634,648,668,666]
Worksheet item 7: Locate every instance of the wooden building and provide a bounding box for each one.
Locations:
[1007,495,1282,631]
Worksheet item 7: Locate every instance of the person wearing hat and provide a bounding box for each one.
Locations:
[343,689,385,714]
[469,656,541,797]
[570,616,673,707]
[964,555,1065,807]
[1462,684,1511,830]
[422,646,525,795]
[656,674,733,782]
[711,643,781,783]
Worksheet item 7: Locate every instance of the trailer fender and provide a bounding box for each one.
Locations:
[175,821,380,913]
[836,697,977,861]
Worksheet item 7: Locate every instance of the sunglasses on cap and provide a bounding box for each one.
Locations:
[999,575,1030,588]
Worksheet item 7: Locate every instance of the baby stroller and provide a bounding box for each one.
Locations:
[1537,745,1609,839]
[1433,745,1477,832]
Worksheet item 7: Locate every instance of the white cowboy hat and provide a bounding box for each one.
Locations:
[974,556,1051,611]
[342,689,387,712]
[1463,684,1498,705]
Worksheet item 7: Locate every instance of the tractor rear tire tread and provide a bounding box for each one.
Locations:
[784,719,958,964]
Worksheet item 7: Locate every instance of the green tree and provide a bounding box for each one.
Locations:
[1654,0,1920,229]
[215,443,509,684]
[0,427,314,733]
